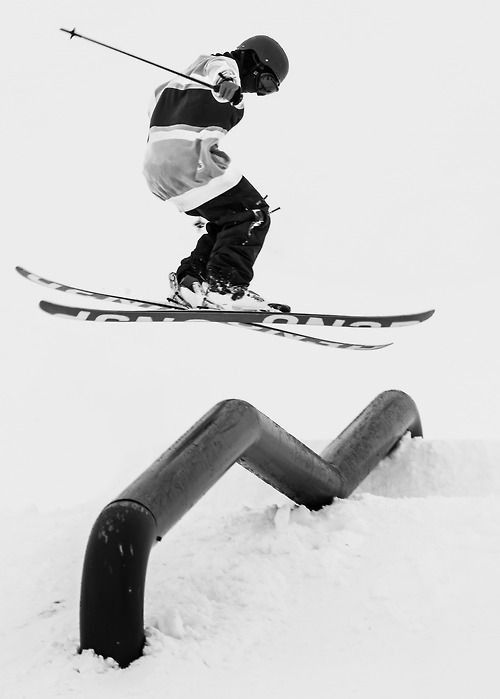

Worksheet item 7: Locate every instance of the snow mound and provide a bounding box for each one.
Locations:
[357,434,500,497]
[1,438,500,699]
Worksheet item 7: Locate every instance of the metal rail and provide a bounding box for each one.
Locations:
[80,390,422,666]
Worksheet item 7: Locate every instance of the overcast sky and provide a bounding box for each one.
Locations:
[2,0,499,511]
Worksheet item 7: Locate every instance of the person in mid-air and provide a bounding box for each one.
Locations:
[143,35,289,311]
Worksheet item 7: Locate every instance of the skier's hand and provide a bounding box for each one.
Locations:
[216,80,242,105]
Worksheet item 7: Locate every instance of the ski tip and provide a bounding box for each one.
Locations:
[15,265,33,281]
[417,308,436,324]
[399,308,435,322]
[39,299,52,313]
[39,299,76,320]
[364,342,393,350]
[39,300,67,317]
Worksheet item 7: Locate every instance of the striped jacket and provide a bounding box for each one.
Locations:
[143,54,244,212]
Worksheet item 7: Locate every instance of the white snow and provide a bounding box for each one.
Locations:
[3,0,500,696]
[1,439,500,698]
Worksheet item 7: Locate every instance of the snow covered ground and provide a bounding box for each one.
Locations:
[1,437,500,699]
[3,0,500,696]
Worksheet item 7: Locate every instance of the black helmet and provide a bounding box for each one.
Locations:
[237,35,289,84]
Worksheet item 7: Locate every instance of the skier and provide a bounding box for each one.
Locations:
[143,35,289,311]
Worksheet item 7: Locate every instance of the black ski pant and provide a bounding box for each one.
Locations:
[176,176,270,289]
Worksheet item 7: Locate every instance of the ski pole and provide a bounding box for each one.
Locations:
[59,28,217,90]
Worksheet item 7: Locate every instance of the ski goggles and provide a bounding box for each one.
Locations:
[254,65,280,95]
[257,71,280,95]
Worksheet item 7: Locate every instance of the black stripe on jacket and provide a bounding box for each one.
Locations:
[150,86,244,132]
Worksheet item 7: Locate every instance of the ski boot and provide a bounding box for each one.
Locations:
[203,284,290,313]
[168,273,207,308]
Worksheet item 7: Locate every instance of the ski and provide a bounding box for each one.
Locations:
[38,300,392,350]
[17,266,432,349]
[224,323,392,350]
[38,299,434,328]
[16,266,434,327]
[17,265,390,348]
[16,264,286,320]
[16,266,172,310]
[17,266,391,349]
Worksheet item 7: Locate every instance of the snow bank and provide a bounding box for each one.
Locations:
[357,434,500,497]
[1,439,499,699]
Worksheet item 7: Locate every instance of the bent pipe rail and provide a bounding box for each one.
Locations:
[80,389,422,667]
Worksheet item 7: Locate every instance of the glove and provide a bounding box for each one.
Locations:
[216,80,242,105]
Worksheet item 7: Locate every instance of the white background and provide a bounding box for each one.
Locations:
[2,0,499,511]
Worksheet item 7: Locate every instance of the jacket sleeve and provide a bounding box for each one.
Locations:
[204,56,240,104]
